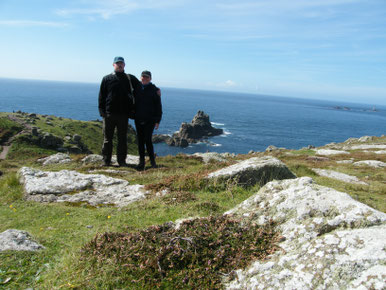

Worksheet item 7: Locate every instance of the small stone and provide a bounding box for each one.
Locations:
[0,229,45,251]
[86,225,93,229]
[265,145,278,152]
[73,134,82,142]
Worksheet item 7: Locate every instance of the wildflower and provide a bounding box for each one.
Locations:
[66,212,70,216]
[9,204,13,208]
[107,215,111,219]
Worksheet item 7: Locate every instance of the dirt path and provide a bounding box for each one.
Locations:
[0,114,31,160]
[0,145,11,160]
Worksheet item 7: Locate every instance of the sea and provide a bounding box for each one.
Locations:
[1,78,385,156]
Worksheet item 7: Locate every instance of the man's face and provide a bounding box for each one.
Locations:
[141,75,151,85]
[113,61,125,72]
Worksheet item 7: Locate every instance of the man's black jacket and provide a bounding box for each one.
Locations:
[98,72,140,116]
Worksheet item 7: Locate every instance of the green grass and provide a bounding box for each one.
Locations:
[0,153,260,289]
[0,116,23,143]
[1,113,138,156]
[1,113,385,289]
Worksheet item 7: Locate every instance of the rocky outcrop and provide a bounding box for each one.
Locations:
[312,168,368,185]
[225,177,386,289]
[207,156,296,187]
[176,111,223,141]
[315,149,350,156]
[191,152,231,164]
[154,111,223,148]
[81,154,140,166]
[18,167,149,207]
[37,153,72,166]
[152,134,172,144]
[353,160,386,168]
[0,229,45,252]
[20,129,90,153]
[344,144,386,150]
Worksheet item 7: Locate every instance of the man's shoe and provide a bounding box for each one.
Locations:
[118,162,129,167]
[103,161,111,167]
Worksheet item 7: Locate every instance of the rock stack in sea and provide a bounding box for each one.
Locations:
[153,110,223,147]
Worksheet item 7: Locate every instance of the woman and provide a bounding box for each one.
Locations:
[134,70,162,170]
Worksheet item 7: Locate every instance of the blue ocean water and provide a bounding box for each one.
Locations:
[1,78,385,156]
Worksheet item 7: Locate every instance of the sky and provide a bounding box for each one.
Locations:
[0,0,386,105]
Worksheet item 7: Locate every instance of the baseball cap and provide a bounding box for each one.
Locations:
[113,56,125,63]
[141,70,152,78]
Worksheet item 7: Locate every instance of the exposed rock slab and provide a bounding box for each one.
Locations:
[315,149,349,156]
[343,144,386,150]
[373,150,386,154]
[336,159,354,164]
[207,156,296,187]
[0,229,45,252]
[37,153,72,165]
[18,167,149,207]
[353,160,386,168]
[225,177,386,289]
[192,152,228,164]
[81,154,139,166]
[312,168,368,185]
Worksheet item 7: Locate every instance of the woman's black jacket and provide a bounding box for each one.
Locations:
[134,83,162,124]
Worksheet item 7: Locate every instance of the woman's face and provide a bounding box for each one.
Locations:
[141,75,151,85]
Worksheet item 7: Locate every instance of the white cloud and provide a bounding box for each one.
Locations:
[56,0,186,19]
[224,80,236,87]
[0,20,69,27]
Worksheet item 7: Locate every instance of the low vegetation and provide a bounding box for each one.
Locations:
[81,216,279,289]
[0,112,385,288]
[0,116,23,143]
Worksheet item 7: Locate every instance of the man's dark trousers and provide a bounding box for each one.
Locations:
[102,114,128,165]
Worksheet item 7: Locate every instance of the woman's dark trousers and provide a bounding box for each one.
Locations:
[102,114,128,165]
[135,120,156,166]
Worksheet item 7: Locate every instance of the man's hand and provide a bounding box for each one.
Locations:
[155,123,159,130]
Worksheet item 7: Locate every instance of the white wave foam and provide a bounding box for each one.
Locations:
[220,130,232,137]
[210,143,222,147]
[211,122,225,126]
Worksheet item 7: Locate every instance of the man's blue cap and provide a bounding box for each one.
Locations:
[113,56,124,63]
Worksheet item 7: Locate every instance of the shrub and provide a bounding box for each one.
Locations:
[81,215,279,289]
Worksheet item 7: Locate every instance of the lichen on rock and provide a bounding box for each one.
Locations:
[224,177,386,289]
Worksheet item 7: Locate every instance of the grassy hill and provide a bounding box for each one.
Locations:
[0,112,385,289]
[0,112,137,160]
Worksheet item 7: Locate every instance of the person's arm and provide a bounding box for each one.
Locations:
[153,86,163,127]
[98,77,107,117]
[128,74,141,90]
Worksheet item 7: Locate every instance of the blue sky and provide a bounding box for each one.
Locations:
[0,0,386,105]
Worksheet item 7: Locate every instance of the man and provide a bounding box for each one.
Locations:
[134,70,162,170]
[98,56,140,166]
